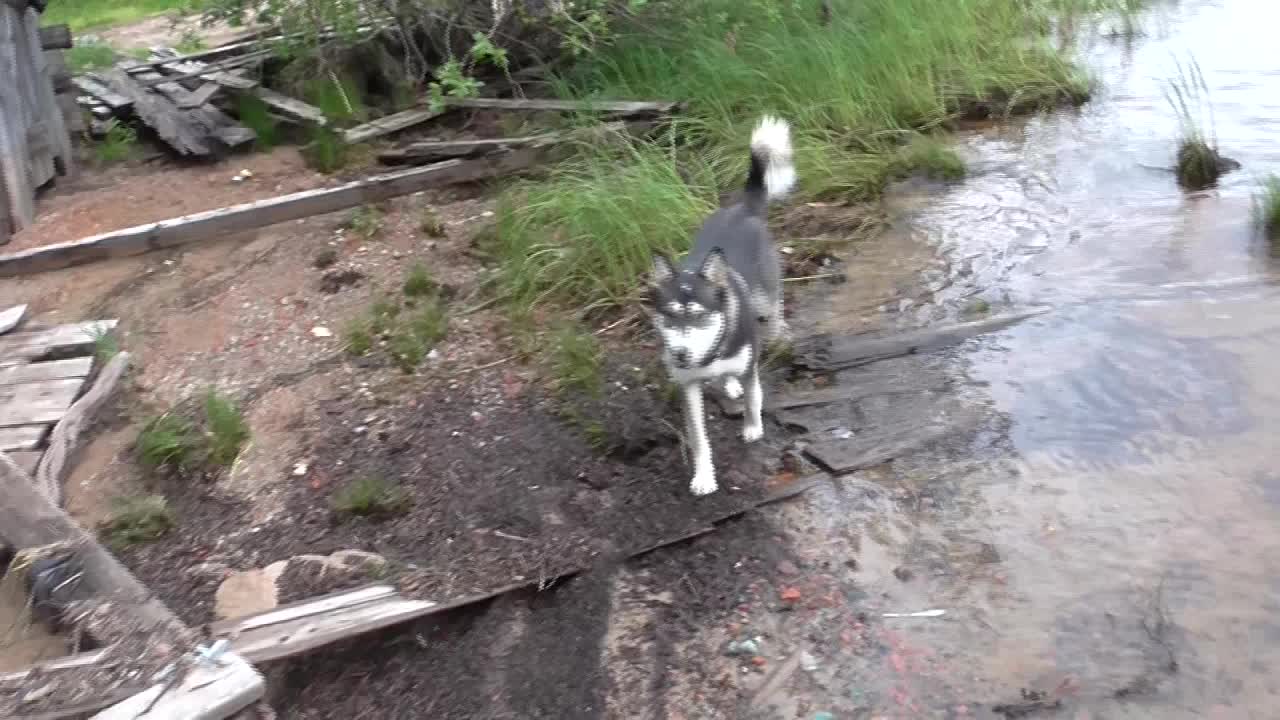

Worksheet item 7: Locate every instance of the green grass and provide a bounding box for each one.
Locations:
[419,206,447,238]
[137,414,196,470]
[302,126,351,173]
[94,120,139,165]
[1164,58,1222,190]
[344,205,384,241]
[90,325,120,362]
[235,94,281,150]
[204,390,249,467]
[549,323,604,397]
[44,0,189,31]
[67,43,118,72]
[331,476,411,518]
[402,263,438,298]
[892,135,967,181]
[101,495,175,548]
[495,0,1092,312]
[1256,175,1280,239]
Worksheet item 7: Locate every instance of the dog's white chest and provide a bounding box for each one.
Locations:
[667,345,753,386]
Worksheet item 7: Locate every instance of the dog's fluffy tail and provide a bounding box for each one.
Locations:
[744,115,796,216]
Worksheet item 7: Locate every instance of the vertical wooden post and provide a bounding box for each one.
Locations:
[24,7,74,179]
[0,5,36,237]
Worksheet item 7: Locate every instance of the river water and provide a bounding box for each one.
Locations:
[774,1,1280,717]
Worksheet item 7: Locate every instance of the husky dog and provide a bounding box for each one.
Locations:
[647,116,796,496]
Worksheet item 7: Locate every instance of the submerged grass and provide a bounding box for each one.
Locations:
[495,0,1092,312]
[1256,175,1280,240]
[1164,58,1222,190]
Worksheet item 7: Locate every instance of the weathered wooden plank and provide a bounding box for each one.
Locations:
[0,376,86,427]
[45,49,70,92]
[793,309,1051,371]
[0,319,116,361]
[14,8,56,188]
[38,24,71,50]
[56,90,84,133]
[245,87,326,127]
[0,453,187,632]
[0,150,554,277]
[210,584,400,635]
[0,424,46,451]
[804,424,953,475]
[379,133,558,164]
[72,76,132,111]
[0,303,26,333]
[36,352,129,504]
[448,97,680,115]
[178,82,222,109]
[0,6,36,232]
[145,50,268,89]
[6,449,40,474]
[127,66,254,154]
[24,8,74,180]
[342,106,447,145]
[0,357,94,385]
[234,594,439,664]
[99,69,217,156]
[90,652,263,720]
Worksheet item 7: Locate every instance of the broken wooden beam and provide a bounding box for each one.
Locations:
[127,65,256,152]
[0,320,117,361]
[804,424,953,475]
[379,133,559,164]
[38,24,71,50]
[247,87,326,126]
[140,49,269,89]
[793,309,1051,371]
[72,76,132,112]
[89,652,264,720]
[0,150,558,277]
[98,68,245,157]
[342,106,447,145]
[0,303,26,333]
[35,352,130,504]
[0,424,47,451]
[447,97,680,115]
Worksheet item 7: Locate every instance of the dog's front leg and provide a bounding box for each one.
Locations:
[682,383,717,496]
[742,361,764,442]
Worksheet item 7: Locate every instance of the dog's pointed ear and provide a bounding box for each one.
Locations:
[651,254,677,285]
[698,248,730,288]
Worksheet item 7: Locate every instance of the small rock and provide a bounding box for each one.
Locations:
[750,656,768,669]
[292,462,309,476]
[318,268,365,294]
[311,326,333,338]
[780,587,802,603]
[800,651,819,672]
[893,566,914,582]
[725,638,761,656]
[313,248,339,269]
[214,561,288,620]
[777,560,799,576]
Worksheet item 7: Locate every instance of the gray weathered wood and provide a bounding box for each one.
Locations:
[0,376,86,427]
[0,357,93,384]
[0,319,117,361]
[342,106,447,145]
[143,50,268,89]
[448,97,680,115]
[0,453,187,632]
[35,352,129,504]
[0,424,47,451]
[179,82,223,109]
[72,75,132,111]
[0,5,36,233]
[0,150,554,277]
[24,8,74,180]
[127,65,255,154]
[6,448,40,474]
[90,652,263,720]
[99,69,221,156]
[244,86,326,126]
[0,303,26,333]
[804,424,953,475]
[794,309,1051,371]
[379,133,558,164]
[37,24,71,50]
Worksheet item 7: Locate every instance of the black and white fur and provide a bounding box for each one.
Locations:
[647,116,795,496]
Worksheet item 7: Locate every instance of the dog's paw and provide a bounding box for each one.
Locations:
[690,472,718,496]
[722,377,743,400]
[742,422,764,443]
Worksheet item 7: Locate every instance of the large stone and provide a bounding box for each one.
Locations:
[214,560,288,620]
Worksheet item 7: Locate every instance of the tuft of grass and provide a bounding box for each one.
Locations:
[204,390,249,467]
[344,205,384,241]
[1255,174,1280,240]
[175,30,206,55]
[390,299,449,372]
[1164,58,1223,190]
[67,43,118,72]
[892,134,966,181]
[234,94,281,150]
[94,120,138,165]
[102,495,175,548]
[549,323,603,397]
[402,263,438,298]
[419,206,447,238]
[497,0,1092,312]
[331,476,411,518]
[137,414,196,470]
[90,326,120,362]
[302,126,350,173]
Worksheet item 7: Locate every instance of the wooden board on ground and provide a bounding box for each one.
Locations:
[804,424,953,475]
[342,106,447,145]
[0,356,94,384]
[0,303,26,333]
[90,652,263,720]
[178,82,223,109]
[0,320,116,361]
[793,309,1051,371]
[72,76,132,112]
[0,377,86,427]
[129,65,255,152]
[0,424,47,451]
[38,24,72,50]
[98,68,244,157]
[0,150,558,277]
[379,133,559,164]
[36,352,130,505]
[244,87,326,126]
[447,97,680,115]
[6,449,40,474]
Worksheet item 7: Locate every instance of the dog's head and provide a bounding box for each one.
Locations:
[646,249,731,370]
